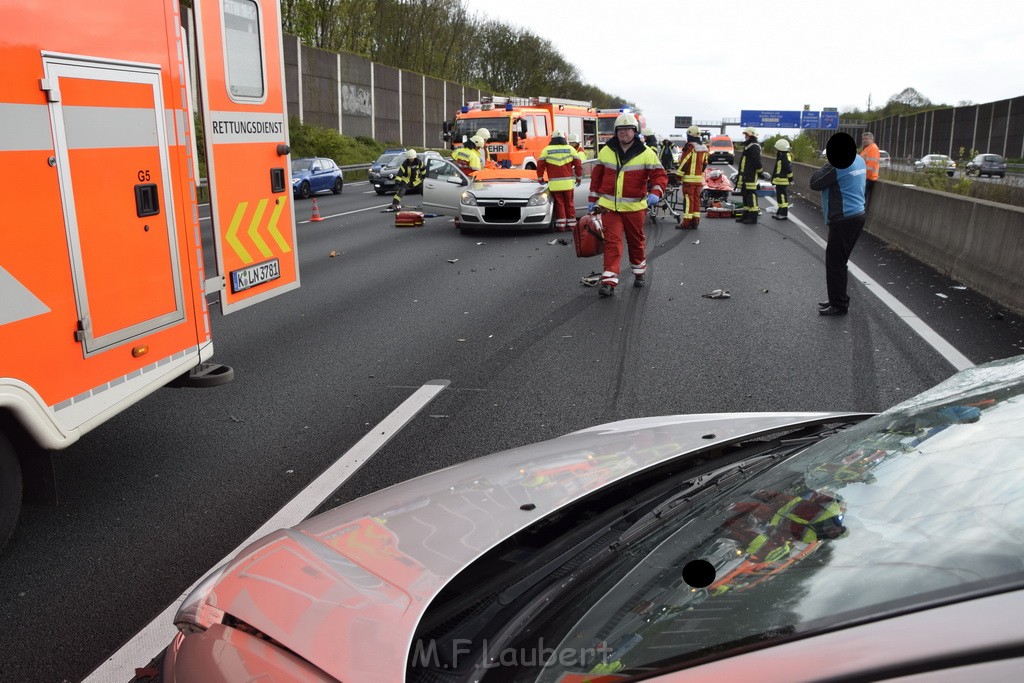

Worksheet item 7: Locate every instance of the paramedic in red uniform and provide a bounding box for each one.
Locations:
[537,131,583,232]
[588,113,668,296]
[676,125,708,229]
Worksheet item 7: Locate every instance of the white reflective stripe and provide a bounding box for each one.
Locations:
[0,265,50,326]
[208,110,286,144]
[65,106,158,149]
[631,260,647,274]
[602,271,619,284]
[0,103,53,151]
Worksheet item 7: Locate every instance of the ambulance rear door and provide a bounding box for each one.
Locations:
[194,0,299,314]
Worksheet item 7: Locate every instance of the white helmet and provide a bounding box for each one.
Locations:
[406,148,418,159]
[614,113,639,132]
[774,139,791,152]
[742,127,756,137]
[567,133,580,144]
[475,128,490,141]
[470,135,485,147]
[687,125,701,136]
[551,130,565,139]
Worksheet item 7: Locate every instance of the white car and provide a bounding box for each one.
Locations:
[879,149,891,168]
[914,153,956,176]
[421,158,596,234]
[152,354,1024,682]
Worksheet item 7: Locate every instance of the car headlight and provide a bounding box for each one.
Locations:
[292,178,301,186]
[527,190,550,207]
[174,562,230,634]
[461,191,477,206]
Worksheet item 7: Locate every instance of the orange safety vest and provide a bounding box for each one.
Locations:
[861,142,880,181]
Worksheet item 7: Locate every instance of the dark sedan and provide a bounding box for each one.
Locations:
[966,153,1007,178]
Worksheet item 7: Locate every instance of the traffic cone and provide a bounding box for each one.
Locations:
[309,197,324,222]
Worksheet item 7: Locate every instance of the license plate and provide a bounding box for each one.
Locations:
[230,258,280,293]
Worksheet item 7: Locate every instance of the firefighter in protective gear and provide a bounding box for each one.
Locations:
[567,133,587,161]
[675,124,709,229]
[725,489,847,561]
[475,128,493,168]
[588,112,668,296]
[771,138,795,220]
[390,148,426,210]
[658,138,676,172]
[537,130,583,232]
[735,127,762,224]
[642,127,659,151]
[452,137,482,174]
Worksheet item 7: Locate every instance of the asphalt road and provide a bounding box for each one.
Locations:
[1,174,1022,683]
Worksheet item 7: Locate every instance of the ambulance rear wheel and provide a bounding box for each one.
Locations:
[0,431,22,554]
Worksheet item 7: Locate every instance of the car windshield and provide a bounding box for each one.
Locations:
[376,153,402,167]
[452,116,509,143]
[291,159,313,172]
[710,139,732,148]
[466,356,1024,682]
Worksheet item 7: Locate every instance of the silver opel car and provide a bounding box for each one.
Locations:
[154,354,1024,682]
[421,158,595,234]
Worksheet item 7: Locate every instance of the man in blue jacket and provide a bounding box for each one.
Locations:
[809,132,866,316]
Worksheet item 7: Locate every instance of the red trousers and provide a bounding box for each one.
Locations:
[601,210,647,286]
[682,182,701,227]
[551,190,575,231]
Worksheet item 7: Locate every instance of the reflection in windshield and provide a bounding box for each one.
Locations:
[481,359,1024,681]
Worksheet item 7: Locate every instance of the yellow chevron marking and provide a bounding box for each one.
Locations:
[266,196,291,253]
[247,198,272,258]
[226,202,253,264]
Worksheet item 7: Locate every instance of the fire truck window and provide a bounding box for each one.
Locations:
[223,0,265,100]
[533,116,548,138]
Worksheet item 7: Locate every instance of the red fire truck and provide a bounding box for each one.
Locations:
[443,96,598,168]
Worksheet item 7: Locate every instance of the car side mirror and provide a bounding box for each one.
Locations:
[445,176,467,186]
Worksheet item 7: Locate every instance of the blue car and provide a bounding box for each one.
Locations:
[291,157,343,199]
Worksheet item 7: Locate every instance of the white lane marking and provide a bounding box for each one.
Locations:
[82,379,450,683]
[764,197,974,371]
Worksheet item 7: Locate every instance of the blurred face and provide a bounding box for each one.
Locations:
[616,127,636,146]
[862,134,872,146]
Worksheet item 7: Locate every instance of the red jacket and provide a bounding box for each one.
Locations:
[589,138,667,212]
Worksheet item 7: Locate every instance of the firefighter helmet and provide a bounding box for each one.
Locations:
[614,113,639,132]
[687,125,701,136]
[475,128,490,141]
[551,130,565,140]
[406,148,418,159]
[470,135,485,147]
[774,139,791,152]
[567,133,580,144]
[742,127,756,137]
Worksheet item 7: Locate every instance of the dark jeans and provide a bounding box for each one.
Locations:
[825,213,866,310]
[864,179,876,210]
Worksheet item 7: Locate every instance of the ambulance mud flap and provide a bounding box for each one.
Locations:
[168,362,234,389]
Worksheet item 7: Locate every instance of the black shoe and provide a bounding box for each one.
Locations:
[818,305,848,316]
[599,283,614,297]
[818,301,831,308]
[771,213,788,220]
[633,274,645,288]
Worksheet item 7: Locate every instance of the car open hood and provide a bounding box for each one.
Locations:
[195,411,861,681]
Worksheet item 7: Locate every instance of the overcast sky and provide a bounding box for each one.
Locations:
[460,0,1024,138]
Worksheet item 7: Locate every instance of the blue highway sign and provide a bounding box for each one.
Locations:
[801,111,821,129]
[740,110,802,128]
[821,111,839,129]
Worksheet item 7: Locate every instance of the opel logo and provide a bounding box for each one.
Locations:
[498,200,505,206]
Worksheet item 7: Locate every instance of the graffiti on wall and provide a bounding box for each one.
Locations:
[342,84,372,117]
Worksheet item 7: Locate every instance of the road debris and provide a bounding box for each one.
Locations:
[702,289,731,299]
